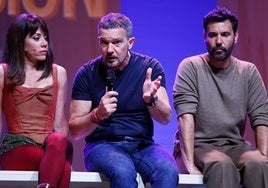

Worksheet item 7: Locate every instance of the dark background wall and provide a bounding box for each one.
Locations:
[0,0,266,171]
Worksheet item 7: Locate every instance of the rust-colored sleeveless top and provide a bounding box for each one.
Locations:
[2,64,58,144]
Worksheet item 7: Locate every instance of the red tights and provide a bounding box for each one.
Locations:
[0,133,73,188]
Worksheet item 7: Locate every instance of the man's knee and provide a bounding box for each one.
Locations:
[204,159,237,175]
[244,159,268,171]
[159,160,179,177]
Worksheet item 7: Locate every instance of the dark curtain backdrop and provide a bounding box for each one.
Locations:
[0,0,265,171]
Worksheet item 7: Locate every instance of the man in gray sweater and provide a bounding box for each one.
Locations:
[173,6,268,188]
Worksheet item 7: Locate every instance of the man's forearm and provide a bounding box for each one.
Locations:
[255,125,268,156]
[179,114,199,173]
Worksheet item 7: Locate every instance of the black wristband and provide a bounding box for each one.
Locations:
[144,95,158,106]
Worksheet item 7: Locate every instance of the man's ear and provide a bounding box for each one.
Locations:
[234,31,238,44]
[203,30,207,43]
[128,37,135,49]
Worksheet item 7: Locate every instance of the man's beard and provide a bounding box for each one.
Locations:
[207,42,235,61]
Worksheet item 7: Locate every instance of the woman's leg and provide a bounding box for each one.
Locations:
[56,139,73,188]
[39,132,72,188]
[0,145,44,170]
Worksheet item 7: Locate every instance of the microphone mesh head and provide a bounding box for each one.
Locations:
[106,69,116,91]
[106,69,116,80]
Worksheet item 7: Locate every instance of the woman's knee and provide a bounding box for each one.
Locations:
[45,132,69,150]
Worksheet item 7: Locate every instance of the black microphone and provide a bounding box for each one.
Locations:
[106,69,116,91]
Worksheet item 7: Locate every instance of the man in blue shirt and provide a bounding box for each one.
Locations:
[69,12,178,188]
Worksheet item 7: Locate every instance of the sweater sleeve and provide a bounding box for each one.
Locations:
[247,63,268,128]
[173,56,199,118]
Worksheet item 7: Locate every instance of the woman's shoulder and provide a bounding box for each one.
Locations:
[0,63,6,89]
[53,64,66,73]
[53,64,67,85]
[0,63,7,70]
[53,64,67,77]
[0,63,7,76]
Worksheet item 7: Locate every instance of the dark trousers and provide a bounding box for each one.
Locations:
[193,140,268,188]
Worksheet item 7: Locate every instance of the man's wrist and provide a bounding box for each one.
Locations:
[144,95,158,106]
[90,108,102,124]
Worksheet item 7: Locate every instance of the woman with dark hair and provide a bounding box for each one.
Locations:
[0,13,73,188]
